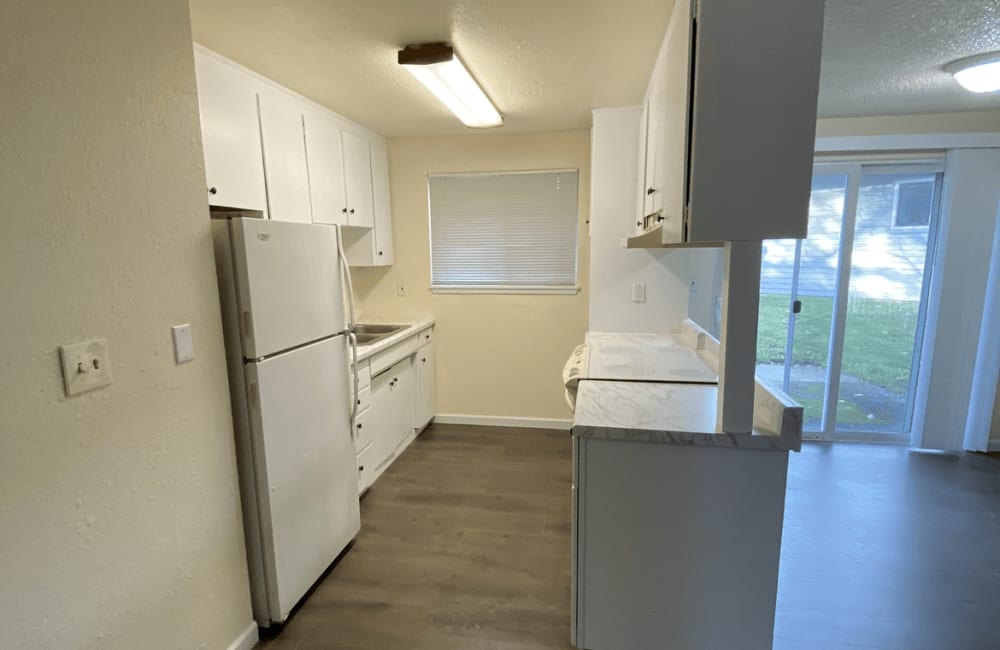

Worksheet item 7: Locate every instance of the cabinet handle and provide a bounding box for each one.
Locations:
[349,208,356,215]
[357,398,361,405]
[425,334,430,340]
[647,187,655,195]
[422,357,426,362]
[342,208,348,214]
[637,221,642,227]
[208,187,218,195]
[378,251,383,256]
[356,422,362,429]
[359,465,364,472]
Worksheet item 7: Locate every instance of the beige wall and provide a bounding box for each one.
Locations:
[0,2,253,648]
[352,132,591,422]
[816,110,1000,137]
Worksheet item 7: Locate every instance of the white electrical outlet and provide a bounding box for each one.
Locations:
[59,338,113,397]
[631,282,646,303]
[171,324,194,364]
[396,281,407,297]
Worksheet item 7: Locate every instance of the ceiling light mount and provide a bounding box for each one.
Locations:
[399,42,503,129]
[946,52,1000,94]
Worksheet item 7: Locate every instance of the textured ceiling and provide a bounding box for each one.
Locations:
[189,0,672,136]
[189,0,1000,136]
[819,0,1000,117]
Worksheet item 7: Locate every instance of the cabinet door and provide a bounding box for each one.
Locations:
[414,341,436,429]
[370,142,394,265]
[342,130,374,228]
[258,89,312,223]
[193,50,268,213]
[303,110,348,226]
[387,358,415,447]
[369,368,399,472]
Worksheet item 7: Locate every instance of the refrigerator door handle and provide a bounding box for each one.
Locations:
[335,225,357,331]
[349,331,359,438]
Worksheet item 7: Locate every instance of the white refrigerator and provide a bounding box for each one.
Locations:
[212,216,360,627]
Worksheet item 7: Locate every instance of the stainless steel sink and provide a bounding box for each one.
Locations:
[355,323,408,335]
[352,323,408,346]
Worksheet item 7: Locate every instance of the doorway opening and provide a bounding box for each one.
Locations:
[756,161,944,442]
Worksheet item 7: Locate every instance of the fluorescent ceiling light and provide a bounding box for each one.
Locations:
[946,52,1000,93]
[399,43,502,128]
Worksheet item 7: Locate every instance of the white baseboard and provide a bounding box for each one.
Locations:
[227,621,258,650]
[434,413,572,431]
[989,440,1000,452]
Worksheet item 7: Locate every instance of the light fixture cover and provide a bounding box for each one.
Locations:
[399,43,503,128]
[946,52,1000,93]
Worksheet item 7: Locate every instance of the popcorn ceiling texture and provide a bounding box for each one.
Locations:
[820,0,1000,117]
[0,1,253,648]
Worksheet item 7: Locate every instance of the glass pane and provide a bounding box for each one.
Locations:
[835,171,939,433]
[758,172,847,431]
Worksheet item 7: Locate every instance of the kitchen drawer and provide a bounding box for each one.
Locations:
[355,385,372,414]
[370,334,419,375]
[354,407,374,452]
[417,327,433,347]
[356,441,375,494]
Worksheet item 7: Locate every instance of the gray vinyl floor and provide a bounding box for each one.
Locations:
[257,424,1000,649]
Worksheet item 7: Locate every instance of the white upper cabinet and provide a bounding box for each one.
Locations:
[258,89,312,223]
[370,142,394,265]
[193,49,268,214]
[629,0,825,246]
[303,110,348,226]
[342,131,375,228]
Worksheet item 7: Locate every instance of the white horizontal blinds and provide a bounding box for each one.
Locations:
[429,170,579,287]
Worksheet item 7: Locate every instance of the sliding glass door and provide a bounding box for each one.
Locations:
[756,161,943,441]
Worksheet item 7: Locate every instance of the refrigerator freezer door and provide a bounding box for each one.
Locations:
[231,218,348,359]
[244,335,360,624]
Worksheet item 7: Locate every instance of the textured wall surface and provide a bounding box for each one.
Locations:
[352,132,590,421]
[0,1,253,648]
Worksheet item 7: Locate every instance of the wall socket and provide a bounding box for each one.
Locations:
[396,281,407,297]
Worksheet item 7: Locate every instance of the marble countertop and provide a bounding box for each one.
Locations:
[572,380,800,451]
[583,330,718,384]
[353,319,435,363]
[570,321,802,452]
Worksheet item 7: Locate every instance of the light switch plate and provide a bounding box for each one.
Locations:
[59,338,113,397]
[171,324,194,364]
[631,281,646,303]
[396,281,407,297]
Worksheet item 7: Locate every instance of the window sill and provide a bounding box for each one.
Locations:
[431,285,581,295]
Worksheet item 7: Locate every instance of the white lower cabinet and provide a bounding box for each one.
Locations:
[414,339,435,429]
[352,328,435,494]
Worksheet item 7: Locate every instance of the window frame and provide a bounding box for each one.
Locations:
[891,178,935,230]
[426,168,582,295]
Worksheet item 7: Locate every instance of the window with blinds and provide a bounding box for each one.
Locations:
[428,169,580,293]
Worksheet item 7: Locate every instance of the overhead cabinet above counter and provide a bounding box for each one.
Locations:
[193,45,393,267]
[626,0,826,247]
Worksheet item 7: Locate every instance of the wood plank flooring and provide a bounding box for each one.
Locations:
[257,424,574,650]
[257,425,1000,650]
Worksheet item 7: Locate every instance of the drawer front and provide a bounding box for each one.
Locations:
[370,335,419,375]
[354,407,374,452]
[418,327,433,347]
[356,442,375,494]
[356,385,372,414]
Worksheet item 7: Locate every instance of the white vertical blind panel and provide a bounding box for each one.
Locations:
[429,171,579,286]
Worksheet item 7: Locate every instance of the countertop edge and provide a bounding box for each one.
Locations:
[353,320,435,363]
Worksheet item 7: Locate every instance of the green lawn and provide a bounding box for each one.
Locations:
[756,294,920,394]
